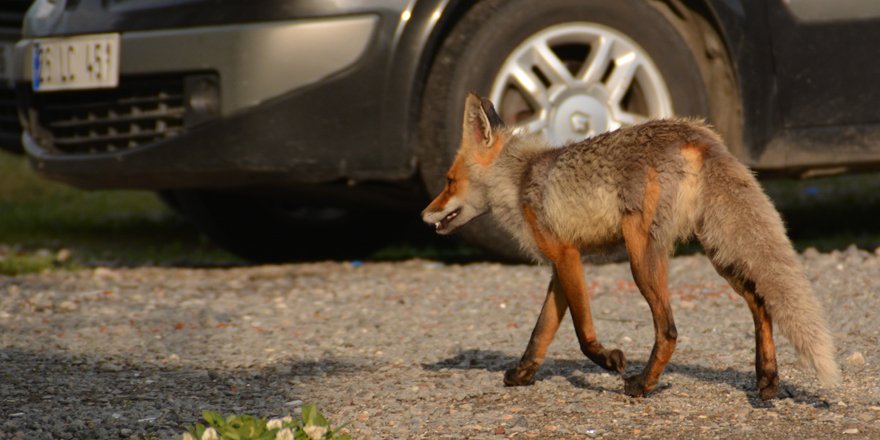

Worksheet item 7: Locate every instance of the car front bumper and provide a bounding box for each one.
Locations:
[13,14,388,189]
[15,15,377,116]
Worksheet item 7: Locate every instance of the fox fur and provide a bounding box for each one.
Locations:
[422,93,840,399]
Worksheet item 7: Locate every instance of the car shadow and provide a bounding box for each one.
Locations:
[422,348,831,409]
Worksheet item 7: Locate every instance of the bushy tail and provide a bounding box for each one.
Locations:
[695,146,841,387]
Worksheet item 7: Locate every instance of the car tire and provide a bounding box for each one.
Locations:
[417,0,738,261]
[164,190,388,263]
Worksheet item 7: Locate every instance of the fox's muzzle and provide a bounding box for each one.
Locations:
[421,195,463,235]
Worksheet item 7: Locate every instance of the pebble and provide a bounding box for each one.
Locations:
[99,362,123,372]
[55,249,71,263]
[847,352,866,366]
[57,300,78,312]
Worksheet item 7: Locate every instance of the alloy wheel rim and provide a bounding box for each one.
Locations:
[489,23,673,145]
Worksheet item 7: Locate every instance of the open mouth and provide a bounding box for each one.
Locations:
[434,208,461,232]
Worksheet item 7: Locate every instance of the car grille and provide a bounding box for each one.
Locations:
[0,0,28,40]
[28,75,188,155]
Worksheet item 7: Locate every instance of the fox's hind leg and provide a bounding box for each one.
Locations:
[621,212,678,397]
[504,276,568,386]
[711,262,780,400]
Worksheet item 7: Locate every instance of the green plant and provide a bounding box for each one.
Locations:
[184,404,350,440]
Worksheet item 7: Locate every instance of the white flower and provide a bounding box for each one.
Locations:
[182,433,196,440]
[267,418,284,430]
[275,427,294,440]
[201,427,219,440]
[303,425,328,440]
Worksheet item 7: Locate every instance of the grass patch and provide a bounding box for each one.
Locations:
[0,152,239,271]
[763,173,880,252]
[0,252,59,276]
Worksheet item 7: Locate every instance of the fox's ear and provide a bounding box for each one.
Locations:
[463,93,503,149]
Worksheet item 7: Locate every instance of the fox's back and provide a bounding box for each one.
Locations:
[523,119,725,251]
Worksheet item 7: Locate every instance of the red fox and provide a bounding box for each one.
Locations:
[422,93,841,399]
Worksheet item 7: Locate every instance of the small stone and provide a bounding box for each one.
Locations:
[843,428,859,435]
[55,248,71,263]
[494,427,506,435]
[803,247,821,259]
[99,362,123,372]
[94,267,111,276]
[857,412,875,422]
[57,301,78,312]
[846,352,865,366]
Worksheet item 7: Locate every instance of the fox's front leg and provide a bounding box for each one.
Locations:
[504,277,568,386]
[552,247,627,374]
[513,207,626,385]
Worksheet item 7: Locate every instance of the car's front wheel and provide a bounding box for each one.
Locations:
[417,0,738,260]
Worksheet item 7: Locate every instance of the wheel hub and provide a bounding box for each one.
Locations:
[548,86,610,144]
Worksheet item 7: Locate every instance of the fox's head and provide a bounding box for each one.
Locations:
[422,93,507,234]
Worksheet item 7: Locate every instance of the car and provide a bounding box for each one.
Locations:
[0,0,29,154]
[12,0,880,261]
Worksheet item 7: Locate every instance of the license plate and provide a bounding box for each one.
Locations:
[32,33,120,92]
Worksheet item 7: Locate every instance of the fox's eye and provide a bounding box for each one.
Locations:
[446,177,454,186]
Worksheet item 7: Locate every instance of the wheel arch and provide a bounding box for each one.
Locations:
[387,0,766,171]
[655,0,775,162]
[379,0,480,183]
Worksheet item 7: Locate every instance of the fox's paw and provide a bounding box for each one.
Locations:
[503,366,537,387]
[586,348,627,374]
[757,373,780,401]
[623,374,650,397]
[606,349,627,374]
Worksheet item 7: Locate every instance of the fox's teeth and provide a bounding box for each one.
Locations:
[434,222,441,229]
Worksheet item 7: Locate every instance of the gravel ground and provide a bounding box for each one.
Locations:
[1,247,878,439]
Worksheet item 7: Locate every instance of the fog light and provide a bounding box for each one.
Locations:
[184,75,220,126]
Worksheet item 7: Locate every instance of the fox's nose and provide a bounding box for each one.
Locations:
[420,207,436,225]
